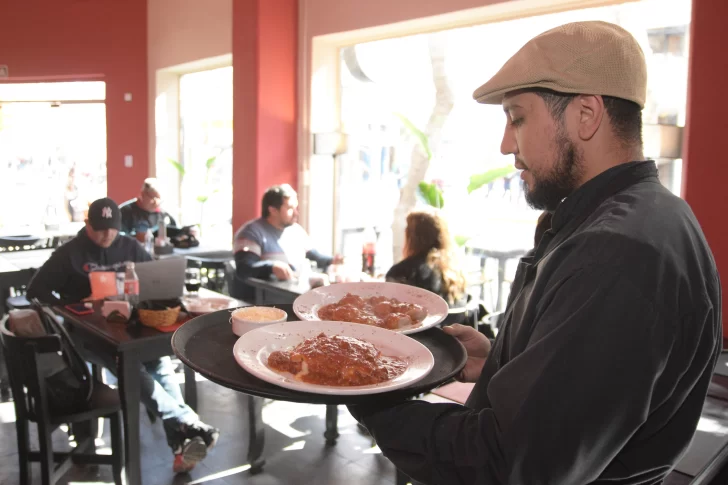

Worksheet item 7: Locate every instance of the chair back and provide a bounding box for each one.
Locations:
[0,317,62,422]
[117,198,137,209]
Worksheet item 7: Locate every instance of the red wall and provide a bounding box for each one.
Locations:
[0,0,148,205]
[232,0,298,230]
[683,0,728,337]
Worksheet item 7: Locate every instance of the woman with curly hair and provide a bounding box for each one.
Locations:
[386,208,467,307]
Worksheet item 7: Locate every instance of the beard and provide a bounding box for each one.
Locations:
[523,129,584,212]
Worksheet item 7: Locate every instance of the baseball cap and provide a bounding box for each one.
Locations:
[88,198,121,231]
[473,21,647,108]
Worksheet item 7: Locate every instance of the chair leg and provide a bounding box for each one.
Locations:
[37,418,55,485]
[15,416,31,485]
[109,412,124,485]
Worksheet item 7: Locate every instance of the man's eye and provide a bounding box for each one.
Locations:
[510,118,524,127]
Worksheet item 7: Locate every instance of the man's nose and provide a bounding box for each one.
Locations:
[500,124,518,156]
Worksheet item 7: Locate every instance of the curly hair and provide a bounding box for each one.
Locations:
[404,209,467,305]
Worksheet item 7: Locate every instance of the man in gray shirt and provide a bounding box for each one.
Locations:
[232,184,342,301]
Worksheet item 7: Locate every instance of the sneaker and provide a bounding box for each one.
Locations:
[183,421,220,450]
[173,437,208,474]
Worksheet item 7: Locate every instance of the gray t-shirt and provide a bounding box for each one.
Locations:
[233,218,312,269]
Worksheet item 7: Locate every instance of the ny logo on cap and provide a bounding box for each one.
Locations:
[101,207,113,219]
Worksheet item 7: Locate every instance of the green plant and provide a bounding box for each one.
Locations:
[168,154,220,232]
[417,181,444,208]
[467,166,516,193]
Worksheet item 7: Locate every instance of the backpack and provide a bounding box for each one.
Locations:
[8,299,93,414]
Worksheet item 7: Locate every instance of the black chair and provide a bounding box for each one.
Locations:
[0,320,123,485]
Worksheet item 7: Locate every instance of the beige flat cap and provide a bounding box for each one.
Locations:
[473,21,647,108]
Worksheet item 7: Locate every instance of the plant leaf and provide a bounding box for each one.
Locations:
[196,195,209,204]
[167,158,185,176]
[454,235,471,247]
[395,113,432,160]
[418,181,444,208]
[205,156,217,170]
[467,166,516,194]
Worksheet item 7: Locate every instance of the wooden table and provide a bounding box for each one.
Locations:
[55,289,246,485]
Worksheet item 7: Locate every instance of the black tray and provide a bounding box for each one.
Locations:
[171,303,467,405]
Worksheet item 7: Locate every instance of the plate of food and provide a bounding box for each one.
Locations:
[292,282,449,334]
[183,296,239,316]
[233,320,434,395]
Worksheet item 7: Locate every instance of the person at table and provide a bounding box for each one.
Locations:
[27,198,219,474]
[120,178,182,238]
[232,183,342,301]
[347,21,721,485]
[385,208,467,307]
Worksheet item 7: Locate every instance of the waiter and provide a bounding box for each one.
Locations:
[348,21,722,484]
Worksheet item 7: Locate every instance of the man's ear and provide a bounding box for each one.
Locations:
[575,94,605,141]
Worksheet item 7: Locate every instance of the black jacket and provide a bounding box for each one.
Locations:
[27,228,152,305]
[120,201,179,237]
[386,254,465,308]
[350,162,722,484]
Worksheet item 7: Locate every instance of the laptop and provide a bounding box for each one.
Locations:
[135,257,186,301]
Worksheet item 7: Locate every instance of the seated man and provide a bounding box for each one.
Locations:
[120,178,182,238]
[27,198,219,474]
[232,184,342,301]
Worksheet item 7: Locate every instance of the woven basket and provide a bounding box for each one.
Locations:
[138,306,181,328]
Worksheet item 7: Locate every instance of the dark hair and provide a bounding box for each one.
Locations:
[261,184,297,218]
[534,90,643,147]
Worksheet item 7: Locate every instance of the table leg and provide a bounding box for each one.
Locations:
[119,353,142,485]
[496,257,506,312]
[184,365,197,411]
[324,405,339,445]
[247,395,266,474]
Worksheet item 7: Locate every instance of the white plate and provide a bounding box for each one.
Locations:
[292,282,449,335]
[233,320,434,395]
[183,297,238,315]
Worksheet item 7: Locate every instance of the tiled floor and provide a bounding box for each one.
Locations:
[0,376,398,485]
[4,374,728,485]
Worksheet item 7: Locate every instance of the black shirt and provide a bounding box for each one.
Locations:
[27,228,152,305]
[120,201,178,236]
[349,161,722,484]
[386,253,465,307]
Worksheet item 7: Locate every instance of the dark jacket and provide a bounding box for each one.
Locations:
[350,161,722,485]
[119,201,179,237]
[27,228,152,305]
[386,254,465,308]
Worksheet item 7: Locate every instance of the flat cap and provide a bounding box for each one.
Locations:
[473,21,647,108]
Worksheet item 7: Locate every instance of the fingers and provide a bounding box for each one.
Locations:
[443,324,478,339]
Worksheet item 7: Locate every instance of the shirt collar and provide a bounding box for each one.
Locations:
[550,160,658,233]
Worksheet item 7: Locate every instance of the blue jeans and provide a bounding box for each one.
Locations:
[88,354,197,450]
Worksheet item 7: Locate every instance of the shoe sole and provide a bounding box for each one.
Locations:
[174,437,208,473]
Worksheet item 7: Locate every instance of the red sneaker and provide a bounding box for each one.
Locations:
[172,436,207,474]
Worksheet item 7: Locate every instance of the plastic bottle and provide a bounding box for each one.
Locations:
[124,262,140,306]
[361,227,377,277]
[144,229,154,254]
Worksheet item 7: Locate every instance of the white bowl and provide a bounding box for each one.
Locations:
[230,306,288,336]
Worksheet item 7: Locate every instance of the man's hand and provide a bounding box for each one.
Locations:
[332,254,345,265]
[271,261,294,280]
[442,324,491,382]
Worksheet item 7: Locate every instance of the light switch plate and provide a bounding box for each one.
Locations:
[124,155,133,168]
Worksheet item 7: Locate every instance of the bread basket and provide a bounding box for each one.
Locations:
[137,299,181,328]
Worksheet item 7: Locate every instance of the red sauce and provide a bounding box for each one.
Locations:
[267,333,407,386]
[317,293,427,330]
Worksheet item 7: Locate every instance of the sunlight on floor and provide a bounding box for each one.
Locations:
[697,417,728,436]
[0,401,15,424]
[186,464,251,484]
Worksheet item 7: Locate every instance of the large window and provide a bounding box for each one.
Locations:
[333,0,690,310]
[0,82,106,234]
[178,67,233,242]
